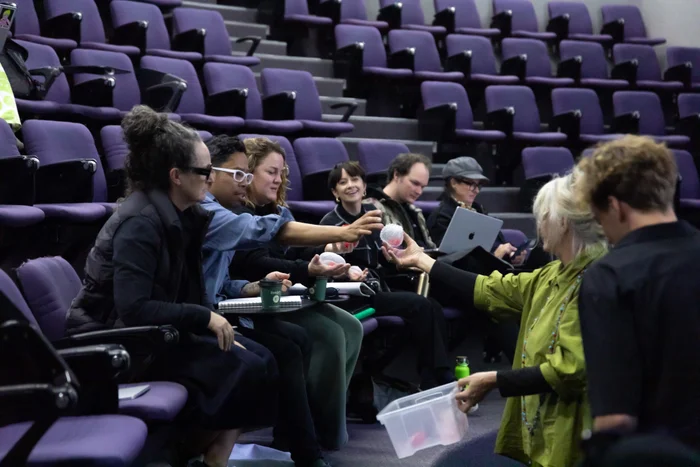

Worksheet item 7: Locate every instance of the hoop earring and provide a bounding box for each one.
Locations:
[363,191,367,197]
[336,197,340,203]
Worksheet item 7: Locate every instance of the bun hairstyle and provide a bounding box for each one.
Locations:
[122,105,201,193]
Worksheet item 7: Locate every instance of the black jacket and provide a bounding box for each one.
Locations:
[67,190,214,335]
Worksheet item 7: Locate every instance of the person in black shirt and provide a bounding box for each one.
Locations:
[575,135,700,451]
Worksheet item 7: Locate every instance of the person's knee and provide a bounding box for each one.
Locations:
[236,335,279,380]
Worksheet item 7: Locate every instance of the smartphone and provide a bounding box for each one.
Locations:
[513,239,537,261]
[118,384,150,401]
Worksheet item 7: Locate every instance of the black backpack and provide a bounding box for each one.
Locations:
[0,38,55,100]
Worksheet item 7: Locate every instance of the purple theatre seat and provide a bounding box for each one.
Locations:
[0,205,45,227]
[109,1,201,62]
[600,5,665,46]
[677,93,700,144]
[388,29,464,82]
[522,146,574,180]
[433,0,500,38]
[612,91,690,148]
[293,137,352,201]
[171,8,261,67]
[484,85,567,145]
[14,256,189,422]
[445,35,519,86]
[202,63,303,135]
[546,2,612,44]
[612,44,683,93]
[375,315,406,327]
[44,0,140,57]
[140,55,244,132]
[501,38,574,88]
[12,0,77,55]
[419,81,506,143]
[335,24,412,80]
[21,119,110,220]
[442,307,462,319]
[551,88,624,144]
[13,40,123,122]
[260,68,355,136]
[491,0,556,41]
[238,133,336,217]
[322,0,388,30]
[141,0,183,7]
[285,0,333,26]
[666,47,700,91]
[356,140,410,180]
[674,149,700,207]
[501,228,527,246]
[378,0,446,36]
[558,40,628,90]
[414,200,439,216]
[362,317,379,335]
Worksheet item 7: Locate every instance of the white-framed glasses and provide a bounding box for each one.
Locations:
[213,167,254,184]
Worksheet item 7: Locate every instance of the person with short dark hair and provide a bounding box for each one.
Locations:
[575,135,700,451]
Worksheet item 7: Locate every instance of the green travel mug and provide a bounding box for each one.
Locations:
[309,277,328,301]
[259,278,283,310]
[455,356,471,381]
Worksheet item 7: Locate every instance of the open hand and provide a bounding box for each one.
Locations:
[208,312,236,351]
[308,254,351,278]
[348,266,369,282]
[381,232,427,270]
[343,210,383,242]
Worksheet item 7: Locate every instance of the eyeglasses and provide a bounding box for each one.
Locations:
[213,167,254,184]
[456,178,482,191]
[183,165,213,178]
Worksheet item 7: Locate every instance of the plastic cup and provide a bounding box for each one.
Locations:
[259,278,283,310]
[380,224,405,249]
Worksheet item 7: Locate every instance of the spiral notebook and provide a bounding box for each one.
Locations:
[217,295,302,311]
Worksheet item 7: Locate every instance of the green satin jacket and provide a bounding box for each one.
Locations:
[473,245,607,467]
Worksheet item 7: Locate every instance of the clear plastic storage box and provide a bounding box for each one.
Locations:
[376,382,469,458]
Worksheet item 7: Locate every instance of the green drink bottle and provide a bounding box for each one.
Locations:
[455,356,470,381]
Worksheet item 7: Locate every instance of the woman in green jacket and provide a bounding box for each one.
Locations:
[383,173,607,467]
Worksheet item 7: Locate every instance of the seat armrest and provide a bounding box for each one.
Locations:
[549,110,581,140]
[556,56,582,82]
[318,0,342,23]
[205,88,249,117]
[611,111,640,134]
[28,66,63,99]
[485,107,515,135]
[35,159,96,204]
[388,48,415,70]
[490,10,512,37]
[42,12,82,43]
[546,14,569,40]
[377,3,402,29]
[664,62,692,88]
[611,59,638,86]
[137,68,187,112]
[433,7,455,33]
[235,36,262,56]
[172,28,206,55]
[445,51,471,76]
[0,155,38,205]
[501,54,527,81]
[71,78,116,108]
[677,114,700,137]
[330,102,358,122]
[601,18,624,43]
[418,103,457,141]
[62,65,131,76]
[112,21,148,54]
[333,42,364,80]
[262,92,296,120]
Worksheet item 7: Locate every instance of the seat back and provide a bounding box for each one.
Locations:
[522,147,574,179]
[15,256,82,341]
[674,149,700,199]
[294,137,350,200]
[285,0,311,17]
[501,38,552,78]
[172,8,232,57]
[0,117,21,158]
[380,0,426,26]
[445,34,498,75]
[239,134,303,202]
[335,24,387,69]
[388,29,442,73]
[203,63,263,119]
[46,0,108,45]
[613,43,662,82]
[559,40,610,80]
[678,93,700,119]
[22,119,108,202]
[501,228,527,246]
[667,47,700,84]
[551,88,605,135]
[421,81,475,130]
[547,2,594,35]
[70,49,140,111]
[13,0,41,36]
[100,125,129,171]
[14,39,70,104]
[0,267,40,327]
[435,0,482,29]
[485,85,541,133]
[261,68,323,121]
[601,5,648,40]
[141,55,205,114]
[110,0,172,51]
[613,90,665,136]
[493,0,539,33]
[339,0,369,22]
[356,139,410,177]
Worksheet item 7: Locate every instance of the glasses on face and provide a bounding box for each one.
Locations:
[457,178,482,191]
[182,165,213,178]
[213,167,254,184]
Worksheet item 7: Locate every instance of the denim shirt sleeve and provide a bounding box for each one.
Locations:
[204,201,294,251]
[222,278,249,299]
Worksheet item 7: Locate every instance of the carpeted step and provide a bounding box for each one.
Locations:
[251,54,334,78]
[320,96,367,116]
[339,137,434,161]
[254,73,345,97]
[323,115,420,141]
[230,38,287,56]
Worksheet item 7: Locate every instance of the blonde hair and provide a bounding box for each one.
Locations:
[243,137,288,209]
[533,172,607,257]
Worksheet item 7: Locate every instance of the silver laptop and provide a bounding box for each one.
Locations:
[439,207,503,255]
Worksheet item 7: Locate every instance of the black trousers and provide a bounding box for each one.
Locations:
[238,318,321,465]
[371,291,452,387]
